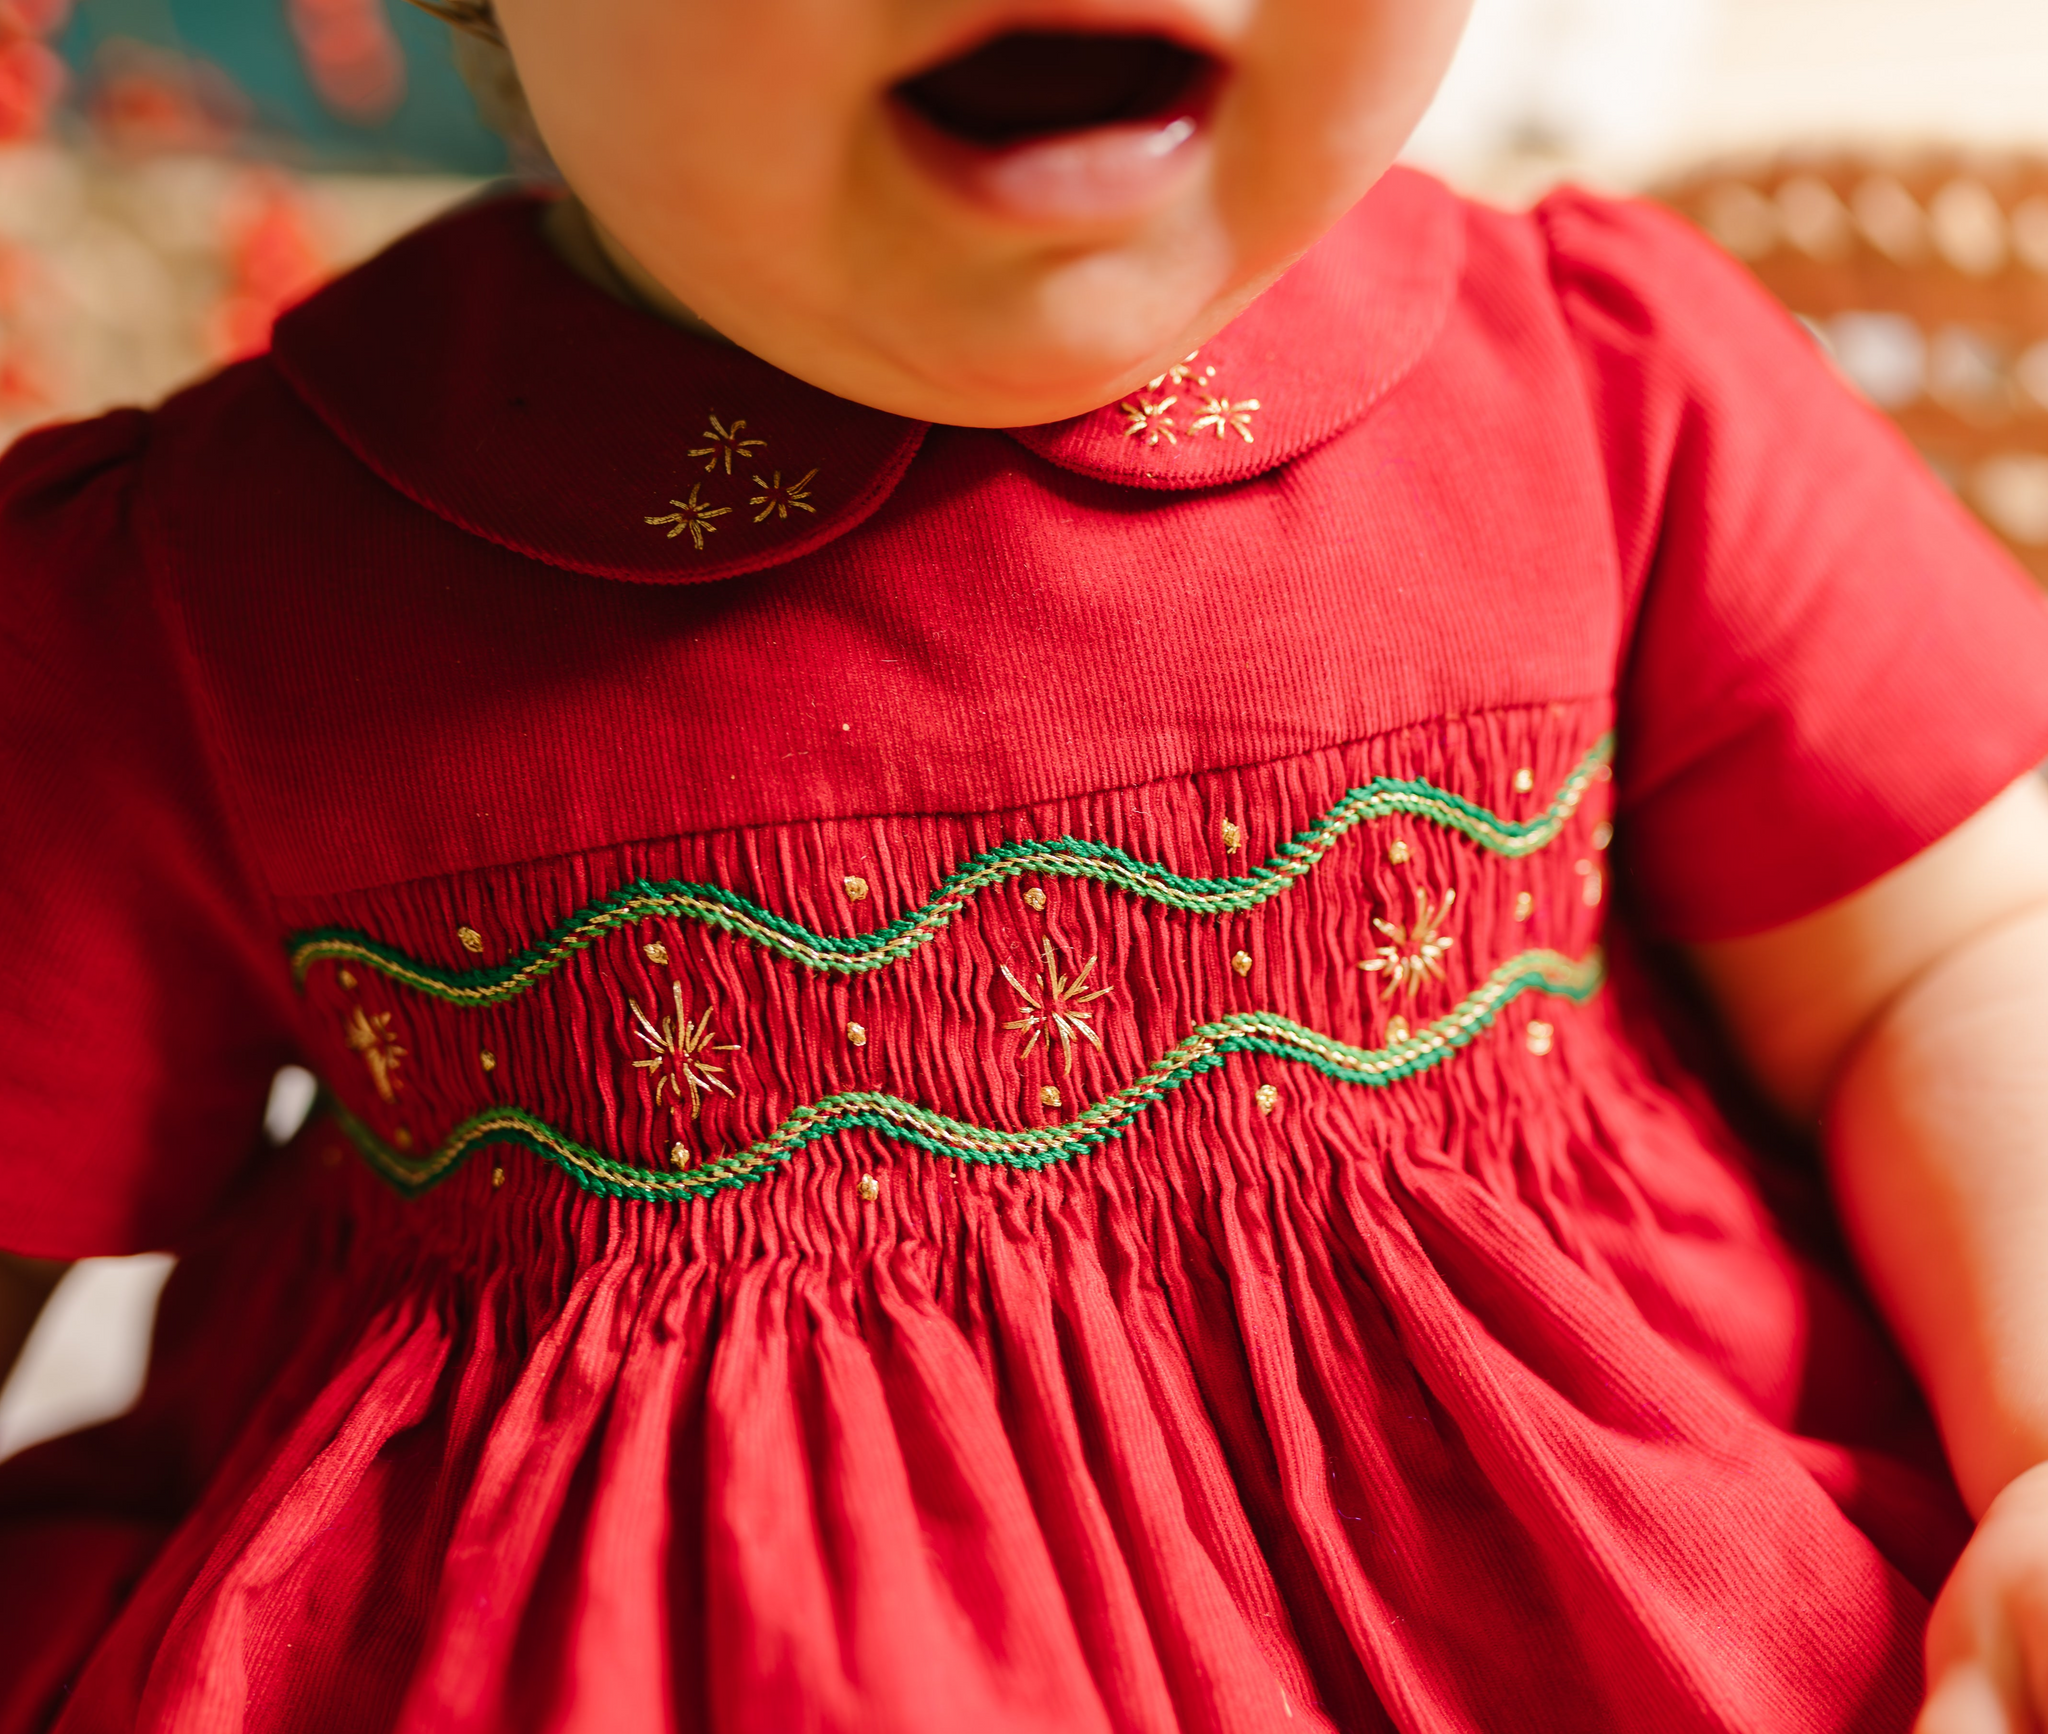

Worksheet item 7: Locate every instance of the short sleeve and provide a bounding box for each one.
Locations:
[0,412,299,1257]
[1543,190,2048,941]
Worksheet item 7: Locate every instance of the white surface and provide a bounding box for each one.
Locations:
[0,1067,317,1462]
[1407,0,2048,198]
[264,1063,319,1147]
[0,1255,175,1462]
[1405,0,1715,188]
[1688,0,2048,162]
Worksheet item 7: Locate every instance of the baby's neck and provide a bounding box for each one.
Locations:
[541,198,731,348]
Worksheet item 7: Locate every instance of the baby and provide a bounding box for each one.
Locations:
[5,1,2048,1730]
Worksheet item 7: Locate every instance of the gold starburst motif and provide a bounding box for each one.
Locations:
[629,982,740,1120]
[646,483,732,550]
[1359,887,1458,998]
[1147,351,1212,391]
[1120,396,1179,446]
[343,1006,406,1103]
[750,469,818,522]
[1189,395,1261,443]
[1003,937,1113,1074]
[689,413,767,475]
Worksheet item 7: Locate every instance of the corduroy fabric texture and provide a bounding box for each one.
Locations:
[3,173,2048,1732]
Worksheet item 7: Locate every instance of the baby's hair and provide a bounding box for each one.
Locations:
[402,0,553,180]
[405,0,501,46]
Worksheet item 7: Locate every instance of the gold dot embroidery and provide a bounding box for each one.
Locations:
[1255,1083,1278,1116]
[1388,840,1411,865]
[1514,891,1535,922]
[491,1165,505,1188]
[1592,820,1614,851]
[1039,1084,1062,1109]
[1512,767,1535,794]
[1577,860,1603,907]
[393,1127,413,1151]
[1527,1021,1555,1057]
[457,926,484,954]
[1221,818,1244,855]
[1386,1016,1411,1045]
[338,968,357,990]
[857,1174,880,1203]
[643,941,671,966]
[1231,950,1254,977]
[480,1049,497,1073]
[843,875,870,903]
[1023,887,1048,912]
[670,1142,689,1170]
[846,1022,868,1048]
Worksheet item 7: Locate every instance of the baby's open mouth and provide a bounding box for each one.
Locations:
[889,31,1221,225]
[894,31,1217,149]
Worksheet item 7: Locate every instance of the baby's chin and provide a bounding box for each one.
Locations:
[718,234,1250,430]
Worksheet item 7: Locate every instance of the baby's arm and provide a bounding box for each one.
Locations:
[1689,775,2048,1732]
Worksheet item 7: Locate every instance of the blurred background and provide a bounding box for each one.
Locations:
[5,0,2048,1458]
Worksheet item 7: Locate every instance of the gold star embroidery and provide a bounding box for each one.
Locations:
[1359,888,1457,998]
[689,413,767,475]
[1189,395,1260,443]
[1120,396,1179,446]
[1003,937,1113,1074]
[343,1006,406,1103]
[750,469,818,523]
[629,983,739,1120]
[646,483,732,550]
[1148,351,1212,391]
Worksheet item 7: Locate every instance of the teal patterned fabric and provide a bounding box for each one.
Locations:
[60,0,505,173]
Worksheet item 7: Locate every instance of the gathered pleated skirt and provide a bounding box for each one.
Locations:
[0,985,1967,1734]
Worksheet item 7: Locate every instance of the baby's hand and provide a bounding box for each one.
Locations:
[1921,1462,2048,1732]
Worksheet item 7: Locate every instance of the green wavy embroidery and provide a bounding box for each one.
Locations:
[290,737,1613,1005]
[332,946,1603,1202]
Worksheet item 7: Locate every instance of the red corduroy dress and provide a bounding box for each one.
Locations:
[6,171,2048,1734]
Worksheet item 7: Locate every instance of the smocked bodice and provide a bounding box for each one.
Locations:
[282,709,1612,1219]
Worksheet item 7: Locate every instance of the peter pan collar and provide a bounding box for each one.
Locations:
[1011,168,1463,490]
[272,169,1464,585]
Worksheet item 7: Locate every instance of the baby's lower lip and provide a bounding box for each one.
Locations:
[889,98,1212,227]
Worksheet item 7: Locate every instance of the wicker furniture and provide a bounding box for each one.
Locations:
[1662,155,2048,585]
